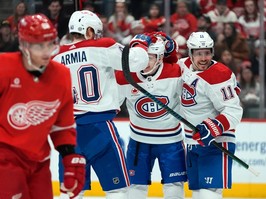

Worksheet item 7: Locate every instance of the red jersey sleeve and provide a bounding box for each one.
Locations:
[49,62,77,148]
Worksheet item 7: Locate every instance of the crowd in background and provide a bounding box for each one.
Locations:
[0,0,266,118]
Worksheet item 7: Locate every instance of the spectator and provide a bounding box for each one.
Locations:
[82,1,95,11]
[82,0,100,15]
[6,0,28,38]
[238,0,260,51]
[206,0,238,34]
[99,14,113,38]
[129,0,155,20]
[197,14,217,41]
[219,49,239,77]
[140,3,165,33]
[12,0,35,14]
[0,20,19,52]
[215,22,249,68]
[196,0,215,15]
[230,0,245,18]
[41,0,69,39]
[170,0,198,40]
[238,63,260,118]
[249,39,266,81]
[120,20,145,45]
[59,31,73,45]
[107,0,135,43]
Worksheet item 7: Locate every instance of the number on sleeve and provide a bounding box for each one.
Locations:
[220,85,235,101]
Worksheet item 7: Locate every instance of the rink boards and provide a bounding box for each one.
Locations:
[50,120,266,198]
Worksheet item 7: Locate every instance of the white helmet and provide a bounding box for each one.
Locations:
[142,37,165,75]
[68,10,103,39]
[187,32,214,56]
[148,37,165,57]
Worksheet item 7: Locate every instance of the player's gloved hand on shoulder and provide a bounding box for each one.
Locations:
[61,154,86,199]
[129,33,157,48]
[192,118,223,147]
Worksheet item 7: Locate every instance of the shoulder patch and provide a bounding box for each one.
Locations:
[115,71,142,85]
[158,63,181,80]
[198,63,233,84]
[184,57,192,68]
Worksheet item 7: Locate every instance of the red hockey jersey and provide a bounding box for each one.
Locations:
[0,52,77,161]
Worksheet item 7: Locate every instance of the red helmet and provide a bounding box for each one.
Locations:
[18,14,57,43]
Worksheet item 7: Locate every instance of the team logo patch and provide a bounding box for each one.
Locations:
[181,79,198,107]
[135,96,169,119]
[7,100,61,130]
[10,78,21,88]
[113,177,120,184]
[129,170,135,176]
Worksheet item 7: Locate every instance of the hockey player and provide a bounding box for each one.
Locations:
[0,14,86,199]
[115,32,187,199]
[52,10,149,199]
[178,32,243,199]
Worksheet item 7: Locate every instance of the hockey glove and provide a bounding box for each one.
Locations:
[154,31,177,56]
[193,118,223,146]
[129,33,157,48]
[61,154,86,199]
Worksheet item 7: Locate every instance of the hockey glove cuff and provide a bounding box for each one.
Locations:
[61,154,86,199]
[193,118,223,146]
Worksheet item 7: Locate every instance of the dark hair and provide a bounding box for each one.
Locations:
[48,0,63,6]
[224,22,237,48]
[243,0,259,22]
[240,66,256,88]
[0,20,11,28]
[147,3,162,19]
[199,14,211,24]
[217,0,227,5]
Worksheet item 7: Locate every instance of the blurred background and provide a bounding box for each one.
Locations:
[1,0,265,198]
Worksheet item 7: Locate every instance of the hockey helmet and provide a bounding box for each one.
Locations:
[148,37,165,57]
[18,14,57,43]
[142,37,165,75]
[187,32,214,56]
[68,10,103,38]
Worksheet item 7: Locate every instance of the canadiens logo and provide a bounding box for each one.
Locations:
[181,79,198,107]
[135,96,169,119]
[7,100,60,130]
[129,170,135,176]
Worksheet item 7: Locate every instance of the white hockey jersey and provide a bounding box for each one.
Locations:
[116,62,184,144]
[53,38,148,115]
[178,57,243,144]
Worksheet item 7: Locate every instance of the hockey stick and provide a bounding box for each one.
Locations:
[121,45,259,176]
